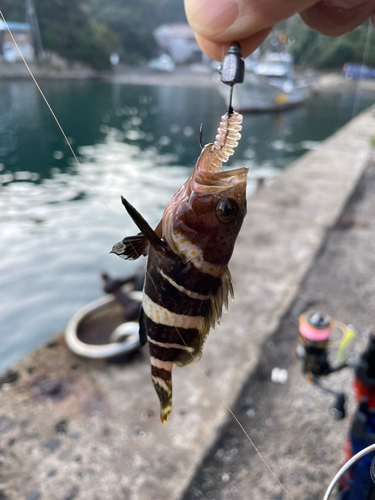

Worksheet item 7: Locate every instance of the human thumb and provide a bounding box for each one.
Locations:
[185,0,318,43]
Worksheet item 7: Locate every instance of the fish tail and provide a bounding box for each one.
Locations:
[151,362,173,423]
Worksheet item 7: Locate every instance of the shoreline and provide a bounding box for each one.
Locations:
[2,61,375,93]
[0,62,213,87]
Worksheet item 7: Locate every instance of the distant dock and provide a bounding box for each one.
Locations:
[2,61,375,93]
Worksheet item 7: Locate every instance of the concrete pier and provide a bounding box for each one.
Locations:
[0,107,374,500]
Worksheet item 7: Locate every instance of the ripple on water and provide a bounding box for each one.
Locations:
[1,81,373,373]
[0,134,189,373]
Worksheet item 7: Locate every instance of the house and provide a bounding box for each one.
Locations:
[0,21,34,62]
[153,23,208,64]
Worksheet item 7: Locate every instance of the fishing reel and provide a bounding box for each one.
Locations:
[297,310,354,420]
[297,310,333,376]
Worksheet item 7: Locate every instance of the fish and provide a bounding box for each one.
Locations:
[111,110,248,422]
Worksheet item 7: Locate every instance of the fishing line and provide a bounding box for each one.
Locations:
[351,21,373,119]
[2,13,296,499]
[174,337,297,500]
[0,10,127,238]
[143,111,295,500]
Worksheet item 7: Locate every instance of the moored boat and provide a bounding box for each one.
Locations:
[216,51,310,112]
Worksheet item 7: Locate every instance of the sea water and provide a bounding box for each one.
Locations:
[0,79,372,373]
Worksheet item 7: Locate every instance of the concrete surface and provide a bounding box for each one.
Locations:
[0,61,102,80]
[0,107,374,500]
[0,63,213,87]
[183,157,375,500]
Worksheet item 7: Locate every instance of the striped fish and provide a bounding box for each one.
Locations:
[112,111,248,422]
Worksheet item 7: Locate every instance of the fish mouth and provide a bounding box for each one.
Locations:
[193,144,248,192]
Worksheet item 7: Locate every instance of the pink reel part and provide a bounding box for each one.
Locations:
[299,310,333,342]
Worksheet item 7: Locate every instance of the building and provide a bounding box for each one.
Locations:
[0,21,34,62]
[153,23,208,64]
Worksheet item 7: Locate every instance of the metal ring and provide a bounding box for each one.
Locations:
[65,292,142,359]
[323,443,375,500]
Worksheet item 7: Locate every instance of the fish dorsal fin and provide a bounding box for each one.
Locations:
[111,233,149,260]
[121,196,165,252]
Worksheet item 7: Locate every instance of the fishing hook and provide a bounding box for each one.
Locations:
[199,123,203,149]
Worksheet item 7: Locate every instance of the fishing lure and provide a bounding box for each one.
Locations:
[112,110,248,422]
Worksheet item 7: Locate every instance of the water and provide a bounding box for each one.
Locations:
[0,80,373,373]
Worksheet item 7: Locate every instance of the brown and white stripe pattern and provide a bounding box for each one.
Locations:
[141,245,223,422]
[112,112,246,423]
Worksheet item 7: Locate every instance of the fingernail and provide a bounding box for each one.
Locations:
[186,0,239,37]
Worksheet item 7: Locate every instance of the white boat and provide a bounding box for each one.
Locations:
[217,52,309,113]
[148,53,175,73]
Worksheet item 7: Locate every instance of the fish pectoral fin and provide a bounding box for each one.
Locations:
[202,266,233,343]
[138,306,148,347]
[111,233,149,260]
[121,196,166,252]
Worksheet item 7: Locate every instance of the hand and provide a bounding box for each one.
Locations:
[184,0,375,61]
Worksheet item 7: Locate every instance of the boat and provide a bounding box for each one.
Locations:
[148,54,175,73]
[216,51,310,112]
[65,270,144,360]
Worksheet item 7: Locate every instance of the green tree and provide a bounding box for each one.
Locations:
[37,0,118,69]
[1,0,118,70]
[1,0,189,68]
[285,17,375,69]
[90,0,187,64]
[1,0,25,23]
[90,0,157,64]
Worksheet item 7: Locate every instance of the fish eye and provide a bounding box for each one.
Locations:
[216,198,238,223]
